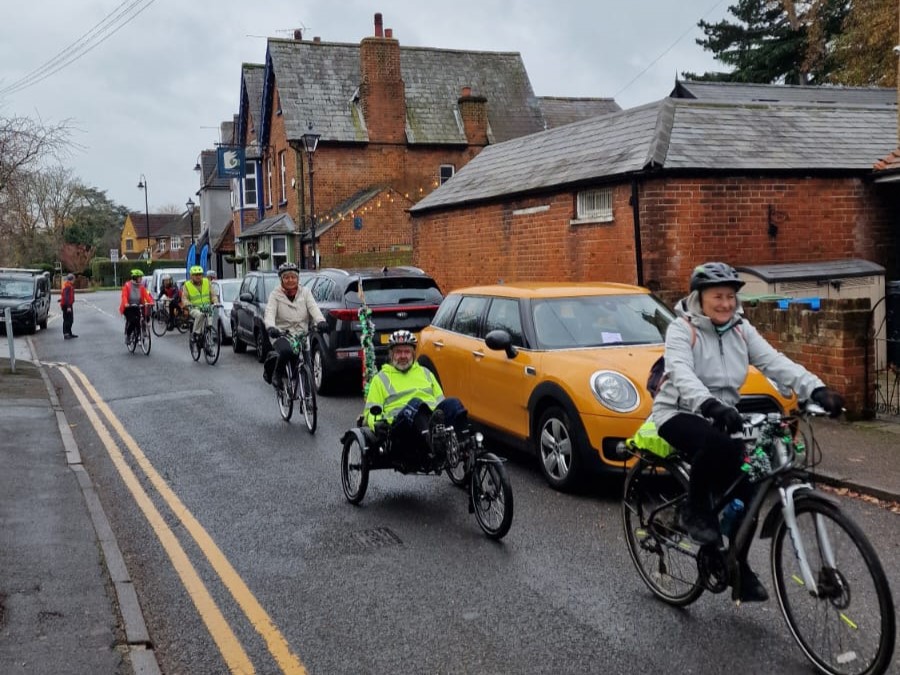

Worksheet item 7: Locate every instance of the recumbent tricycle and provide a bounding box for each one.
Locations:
[340,405,514,540]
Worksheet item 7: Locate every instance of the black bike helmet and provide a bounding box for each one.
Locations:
[689,262,745,292]
[278,261,300,277]
[387,329,417,349]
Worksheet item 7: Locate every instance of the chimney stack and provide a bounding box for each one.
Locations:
[359,13,405,143]
[458,86,489,146]
[385,28,393,38]
[293,29,302,40]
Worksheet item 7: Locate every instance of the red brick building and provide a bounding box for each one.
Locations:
[228,13,618,273]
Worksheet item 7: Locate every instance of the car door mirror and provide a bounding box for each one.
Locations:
[239,292,253,302]
[485,329,517,359]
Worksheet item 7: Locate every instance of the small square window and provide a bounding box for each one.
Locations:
[577,188,613,222]
[439,164,455,185]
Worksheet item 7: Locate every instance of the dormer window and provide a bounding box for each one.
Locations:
[439,165,455,185]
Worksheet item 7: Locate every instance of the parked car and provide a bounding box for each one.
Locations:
[213,278,242,345]
[149,267,186,297]
[230,271,281,362]
[303,267,443,394]
[0,268,51,334]
[416,282,795,491]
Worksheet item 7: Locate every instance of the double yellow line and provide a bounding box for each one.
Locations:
[55,363,307,675]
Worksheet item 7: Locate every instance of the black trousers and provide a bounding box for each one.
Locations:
[62,305,74,335]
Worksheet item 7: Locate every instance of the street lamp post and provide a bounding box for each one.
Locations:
[301,123,321,270]
[186,198,196,246]
[137,175,151,261]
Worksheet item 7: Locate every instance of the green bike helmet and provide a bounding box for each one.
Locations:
[189,265,204,275]
[130,269,144,279]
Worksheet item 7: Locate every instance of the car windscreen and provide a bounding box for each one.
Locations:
[344,278,442,306]
[0,279,34,299]
[531,294,674,349]
[216,281,241,303]
[263,276,280,300]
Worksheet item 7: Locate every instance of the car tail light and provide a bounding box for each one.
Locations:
[329,308,358,321]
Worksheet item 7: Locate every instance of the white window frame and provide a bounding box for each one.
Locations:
[575,187,613,223]
[279,151,287,204]
[439,164,455,185]
[271,236,287,268]
[171,236,183,251]
[266,157,274,207]
[243,163,258,208]
[156,239,167,253]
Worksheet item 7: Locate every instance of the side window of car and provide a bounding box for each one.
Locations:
[313,278,333,302]
[431,295,461,329]
[245,275,258,301]
[485,298,524,347]
[449,296,488,337]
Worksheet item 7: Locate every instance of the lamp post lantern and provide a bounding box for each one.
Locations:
[137,175,151,260]
[186,198,196,246]
[301,123,321,270]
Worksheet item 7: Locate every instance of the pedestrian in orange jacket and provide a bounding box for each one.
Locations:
[60,273,78,339]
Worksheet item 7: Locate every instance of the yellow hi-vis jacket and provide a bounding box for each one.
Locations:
[364,362,444,429]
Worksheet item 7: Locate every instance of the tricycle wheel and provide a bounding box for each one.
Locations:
[341,434,369,504]
[471,452,513,540]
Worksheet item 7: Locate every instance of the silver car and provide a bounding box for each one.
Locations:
[213,278,242,344]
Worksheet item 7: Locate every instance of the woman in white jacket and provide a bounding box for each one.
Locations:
[263,262,327,388]
[651,261,844,602]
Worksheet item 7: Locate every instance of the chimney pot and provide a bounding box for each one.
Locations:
[374,12,383,37]
[313,36,321,43]
[293,29,302,40]
[461,86,472,97]
[385,28,393,38]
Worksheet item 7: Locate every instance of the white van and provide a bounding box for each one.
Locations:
[149,268,186,297]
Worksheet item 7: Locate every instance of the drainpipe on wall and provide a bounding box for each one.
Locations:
[630,176,644,287]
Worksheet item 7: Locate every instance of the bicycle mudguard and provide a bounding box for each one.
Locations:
[758,487,840,539]
[475,452,506,465]
[340,426,379,453]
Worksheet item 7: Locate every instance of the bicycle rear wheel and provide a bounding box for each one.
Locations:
[140,320,152,355]
[175,312,189,334]
[189,331,201,361]
[771,498,895,675]
[204,326,220,365]
[276,363,294,421]
[471,453,513,540]
[297,363,317,434]
[622,454,705,606]
[151,308,168,336]
[127,324,138,353]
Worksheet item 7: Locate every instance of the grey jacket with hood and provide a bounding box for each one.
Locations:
[651,291,825,429]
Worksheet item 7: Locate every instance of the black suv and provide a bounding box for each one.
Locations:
[230,271,280,362]
[303,267,443,393]
[0,268,51,334]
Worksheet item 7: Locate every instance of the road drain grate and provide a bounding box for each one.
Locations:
[352,527,403,549]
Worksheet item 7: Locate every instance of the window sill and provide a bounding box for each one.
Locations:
[570,216,614,226]
[278,200,288,207]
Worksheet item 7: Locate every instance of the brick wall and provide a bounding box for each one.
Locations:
[742,298,873,418]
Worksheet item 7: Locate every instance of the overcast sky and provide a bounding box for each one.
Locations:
[0,0,730,217]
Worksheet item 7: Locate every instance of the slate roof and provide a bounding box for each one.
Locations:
[411,97,897,213]
[538,97,621,127]
[156,213,194,237]
[129,213,179,239]
[672,80,896,108]
[198,150,229,190]
[236,213,297,239]
[264,38,548,145]
[241,63,265,159]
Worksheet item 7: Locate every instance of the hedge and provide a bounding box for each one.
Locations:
[91,259,186,287]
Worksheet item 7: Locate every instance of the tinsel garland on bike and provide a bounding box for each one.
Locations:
[358,304,378,396]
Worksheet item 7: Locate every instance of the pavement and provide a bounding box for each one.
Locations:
[1,333,899,674]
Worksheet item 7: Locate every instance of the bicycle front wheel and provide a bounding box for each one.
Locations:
[151,308,168,336]
[471,453,513,540]
[140,321,152,355]
[771,498,895,675]
[204,326,220,365]
[276,363,294,421]
[622,455,705,606]
[127,325,138,353]
[298,364,317,434]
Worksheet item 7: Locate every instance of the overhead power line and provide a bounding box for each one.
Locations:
[0,0,156,97]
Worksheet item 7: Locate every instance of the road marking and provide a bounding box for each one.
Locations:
[56,365,255,674]
[64,364,308,675]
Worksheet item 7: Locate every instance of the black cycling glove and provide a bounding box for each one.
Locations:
[316,320,328,332]
[811,387,845,418]
[267,326,281,340]
[700,398,743,434]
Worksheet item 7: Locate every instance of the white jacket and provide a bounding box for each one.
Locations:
[651,291,825,428]
[264,285,326,335]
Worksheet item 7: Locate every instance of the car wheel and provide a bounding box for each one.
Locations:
[218,320,231,345]
[535,405,585,492]
[312,343,332,395]
[231,319,246,353]
[39,315,48,330]
[254,327,269,363]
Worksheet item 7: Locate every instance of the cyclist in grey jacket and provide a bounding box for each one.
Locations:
[651,262,844,602]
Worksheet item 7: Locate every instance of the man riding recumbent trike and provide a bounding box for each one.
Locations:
[339,330,514,540]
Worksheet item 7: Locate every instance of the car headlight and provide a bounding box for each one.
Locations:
[590,370,640,413]
[17,303,32,311]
